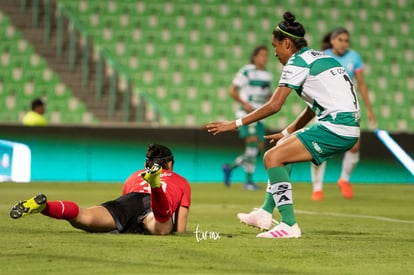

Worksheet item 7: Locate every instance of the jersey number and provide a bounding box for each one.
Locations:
[343,75,358,108]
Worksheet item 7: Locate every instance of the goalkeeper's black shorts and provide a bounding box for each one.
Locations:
[101,192,151,234]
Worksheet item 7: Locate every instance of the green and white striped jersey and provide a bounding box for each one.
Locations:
[232,64,273,118]
[279,47,360,137]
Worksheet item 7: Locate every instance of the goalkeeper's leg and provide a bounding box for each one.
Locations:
[10,194,47,219]
[10,193,118,232]
[142,164,172,223]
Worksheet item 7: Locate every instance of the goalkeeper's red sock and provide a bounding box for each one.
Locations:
[150,187,171,223]
[41,201,80,220]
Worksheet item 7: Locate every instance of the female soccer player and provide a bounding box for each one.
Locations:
[10,144,191,235]
[206,12,360,238]
[222,45,273,190]
[311,27,377,201]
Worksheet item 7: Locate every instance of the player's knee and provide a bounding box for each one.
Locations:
[158,228,172,236]
[153,222,173,235]
[263,151,280,168]
[349,145,359,153]
[349,139,361,152]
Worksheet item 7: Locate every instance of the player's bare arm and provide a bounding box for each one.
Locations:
[230,85,254,113]
[174,206,189,233]
[265,106,315,144]
[354,70,376,126]
[206,86,292,135]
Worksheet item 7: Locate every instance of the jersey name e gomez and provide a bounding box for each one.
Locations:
[279,47,360,137]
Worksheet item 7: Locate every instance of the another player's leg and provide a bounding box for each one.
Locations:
[222,133,247,187]
[242,140,261,190]
[311,162,326,201]
[255,135,314,239]
[256,166,301,238]
[237,165,292,230]
[222,145,256,188]
[237,181,276,230]
[223,124,261,189]
[338,141,360,199]
[222,163,232,187]
[243,123,266,190]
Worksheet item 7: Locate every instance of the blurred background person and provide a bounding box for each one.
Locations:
[22,97,48,126]
[222,45,273,191]
[311,27,376,201]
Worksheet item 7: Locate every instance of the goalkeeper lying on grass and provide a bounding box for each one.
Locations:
[10,144,191,235]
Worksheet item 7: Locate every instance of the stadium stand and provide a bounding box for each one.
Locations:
[0,0,413,132]
[0,9,98,124]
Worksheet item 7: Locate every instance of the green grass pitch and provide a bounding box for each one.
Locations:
[1,182,413,274]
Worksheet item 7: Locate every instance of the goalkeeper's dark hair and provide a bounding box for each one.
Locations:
[145,144,174,169]
[273,11,307,49]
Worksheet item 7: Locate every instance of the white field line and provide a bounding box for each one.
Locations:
[295,209,414,224]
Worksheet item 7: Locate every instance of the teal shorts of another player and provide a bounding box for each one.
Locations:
[238,121,265,141]
[296,123,358,165]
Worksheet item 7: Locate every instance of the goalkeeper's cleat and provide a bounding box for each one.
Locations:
[141,163,162,188]
[222,164,232,187]
[338,179,353,199]
[256,222,301,238]
[312,190,323,201]
[237,208,277,231]
[10,193,47,219]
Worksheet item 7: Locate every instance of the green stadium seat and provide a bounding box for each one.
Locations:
[0,10,98,124]
[40,0,414,131]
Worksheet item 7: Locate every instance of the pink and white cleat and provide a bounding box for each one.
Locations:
[237,208,277,231]
[256,222,301,238]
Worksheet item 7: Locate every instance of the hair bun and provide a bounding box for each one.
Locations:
[283,11,296,24]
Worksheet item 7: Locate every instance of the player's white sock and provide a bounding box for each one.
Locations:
[243,145,259,174]
[311,162,326,192]
[340,151,360,181]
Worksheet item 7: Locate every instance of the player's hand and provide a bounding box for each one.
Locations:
[265,129,292,144]
[206,121,237,135]
[368,120,377,131]
[264,132,284,144]
[367,113,377,130]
